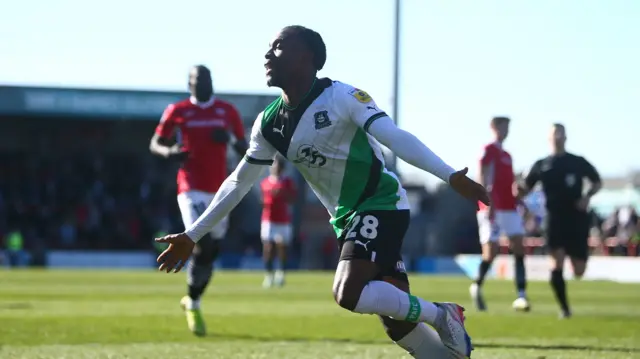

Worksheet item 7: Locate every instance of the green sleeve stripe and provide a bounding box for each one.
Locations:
[363,112,388,132]
[244,155,273,165]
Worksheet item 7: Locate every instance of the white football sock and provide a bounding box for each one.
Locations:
[186,298,200,310]
[396,323,449,359]
[353,280,440,325]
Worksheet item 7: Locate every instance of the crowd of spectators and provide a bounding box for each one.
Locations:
[509,205,639,256]
[0,152,183,253]
[1,151,639,267]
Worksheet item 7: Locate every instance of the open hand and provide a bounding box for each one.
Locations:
[449,168,491,209]
[155,233,195,273]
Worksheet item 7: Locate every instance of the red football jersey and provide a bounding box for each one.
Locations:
[478,142,517,211]
[155,97,245,194]
[260,175,296,223]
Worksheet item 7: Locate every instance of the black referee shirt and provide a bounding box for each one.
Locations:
[524,153,601,217]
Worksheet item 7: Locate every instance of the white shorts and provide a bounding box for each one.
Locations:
[260,221,293,244]
[477,210,525,244]
[177,190,229,239]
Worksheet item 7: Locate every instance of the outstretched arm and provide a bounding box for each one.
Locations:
[185,111,278,242]
[341,86,456,183]
[367,117,456,183]
[185,160,265,242]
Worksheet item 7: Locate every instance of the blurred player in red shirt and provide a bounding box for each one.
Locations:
[470,116,530,312]
[259,156,297,288]
[149,65,247,336]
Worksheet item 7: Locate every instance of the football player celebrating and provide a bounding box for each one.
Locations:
[156,26,489,358]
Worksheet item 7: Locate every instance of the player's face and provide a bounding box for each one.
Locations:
[264,30,309,88]
[550,126,566,148]
[493,122,509,141]
[189,67,213,101]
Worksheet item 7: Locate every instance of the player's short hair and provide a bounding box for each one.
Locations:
[552,123,565,131]
[191,64,211,75]
[283,25,327,71]
[491,116,510,126]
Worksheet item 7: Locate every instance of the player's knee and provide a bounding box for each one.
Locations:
[573,262,586,278]
[550,261,563,272]
[481,251,495,262]
[482,243,498,261]
[332,284,355,311]
[550,255,565,271]
[262,242,273,255]
[332,279,363,312]
[550,268,563,283]
[549,251,564,271]
[510,236,526,256]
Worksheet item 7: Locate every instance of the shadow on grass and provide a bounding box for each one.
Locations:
[209,333,640,353]
[0,302,33,310]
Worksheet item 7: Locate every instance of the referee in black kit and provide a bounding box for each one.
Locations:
[518,123,602,318]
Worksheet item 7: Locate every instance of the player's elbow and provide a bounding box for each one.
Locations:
[149,134,167,152]
[149,141,168,158]
[148,140,160,154]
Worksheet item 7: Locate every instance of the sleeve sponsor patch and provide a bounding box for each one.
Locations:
[348,88,372,103]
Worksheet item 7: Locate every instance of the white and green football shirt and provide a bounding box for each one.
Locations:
[244,78,410,236]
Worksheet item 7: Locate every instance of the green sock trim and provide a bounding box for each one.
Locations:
[405,294,421,322]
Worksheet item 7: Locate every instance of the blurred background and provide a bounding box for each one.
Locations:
[1,0,639,271]
[2,2,640,359]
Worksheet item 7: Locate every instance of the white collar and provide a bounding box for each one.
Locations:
[189,96,216,108]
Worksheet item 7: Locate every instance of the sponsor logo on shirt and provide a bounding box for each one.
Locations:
[293,144,327,168]
[348,88,372,103]
[185,119,226,128]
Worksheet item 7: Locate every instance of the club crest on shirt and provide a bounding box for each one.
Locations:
[348,88,372,103]
[565,173,576,187]
[541,161,551,172]
[313,110,332,130]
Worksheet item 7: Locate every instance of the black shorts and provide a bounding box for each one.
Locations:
[545,214,590,261]
[338,209,410,283]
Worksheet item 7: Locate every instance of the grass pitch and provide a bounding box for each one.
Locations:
[1,269,639,358]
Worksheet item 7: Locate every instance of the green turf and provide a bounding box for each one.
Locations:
[0,269,639,358]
